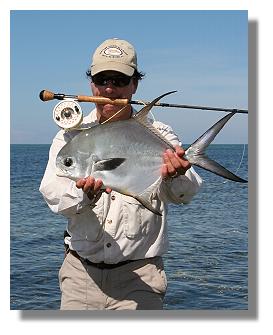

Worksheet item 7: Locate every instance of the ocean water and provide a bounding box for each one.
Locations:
[10,144,248,310]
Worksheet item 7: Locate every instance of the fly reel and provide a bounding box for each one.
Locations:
[53,99,83,129]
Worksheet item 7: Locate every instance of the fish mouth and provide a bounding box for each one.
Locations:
[56,167,80,182]
[56,167,71,178]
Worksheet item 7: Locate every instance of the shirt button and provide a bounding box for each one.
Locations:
[111,195,116,200]
[107,219,112,224]
[106,243,111,248]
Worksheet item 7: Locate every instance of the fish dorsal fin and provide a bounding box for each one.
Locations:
[134,91,176,122]
[133,91,177,149]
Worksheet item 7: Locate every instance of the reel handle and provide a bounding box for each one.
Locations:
[40,90,129,105]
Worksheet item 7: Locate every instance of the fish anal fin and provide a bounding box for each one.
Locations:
[134,177,163,216]
[134,196,162,216]
[120,177,162,215]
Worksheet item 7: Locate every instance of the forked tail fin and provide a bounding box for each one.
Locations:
[185,112,248,183]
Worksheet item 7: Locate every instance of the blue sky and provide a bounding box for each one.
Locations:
[10,10,248,144]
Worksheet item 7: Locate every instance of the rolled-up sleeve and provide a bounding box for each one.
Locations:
[157,168,202,204]
[153,121,203,204]
[39,131,91,217]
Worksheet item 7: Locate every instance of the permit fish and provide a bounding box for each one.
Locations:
[56,92,247,215]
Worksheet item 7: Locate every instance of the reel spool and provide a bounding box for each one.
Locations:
[52,99,83,129]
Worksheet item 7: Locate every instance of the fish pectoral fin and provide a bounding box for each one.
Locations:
[93,158,126,172]
[193,154,248,183]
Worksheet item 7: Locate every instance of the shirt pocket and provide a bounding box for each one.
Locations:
[69,201,104,242]
[121,195,161,239]
[122,195,143,239]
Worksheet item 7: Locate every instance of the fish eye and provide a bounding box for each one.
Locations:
[63,157,73,167]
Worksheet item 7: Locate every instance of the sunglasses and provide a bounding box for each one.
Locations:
[91,74,132,87]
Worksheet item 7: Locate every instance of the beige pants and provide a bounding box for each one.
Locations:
[59,252,167,310]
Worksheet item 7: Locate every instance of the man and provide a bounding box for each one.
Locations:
[40,38,202,310]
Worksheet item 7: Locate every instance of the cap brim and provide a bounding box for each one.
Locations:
[91,62,135,76]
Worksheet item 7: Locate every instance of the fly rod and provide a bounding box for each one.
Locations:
[40,89,248,114]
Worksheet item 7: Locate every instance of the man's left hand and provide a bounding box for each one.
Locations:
[161,146,191,179]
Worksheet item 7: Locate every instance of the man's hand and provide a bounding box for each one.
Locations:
[76,176,112,201]
[161,146,191,179]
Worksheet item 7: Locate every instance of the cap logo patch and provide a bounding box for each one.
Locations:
[100,45,128,58]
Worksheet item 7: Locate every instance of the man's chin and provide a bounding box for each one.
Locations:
[100,106,120,119]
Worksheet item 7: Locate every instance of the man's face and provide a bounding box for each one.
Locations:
[91,71,138,123]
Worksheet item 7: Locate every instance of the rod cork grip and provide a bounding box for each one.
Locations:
[77,95,129,105]
[39,90,55,101]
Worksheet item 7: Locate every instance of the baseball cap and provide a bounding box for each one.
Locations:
[90,38,138,76]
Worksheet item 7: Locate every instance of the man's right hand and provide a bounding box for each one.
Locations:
[76,176,112,201]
